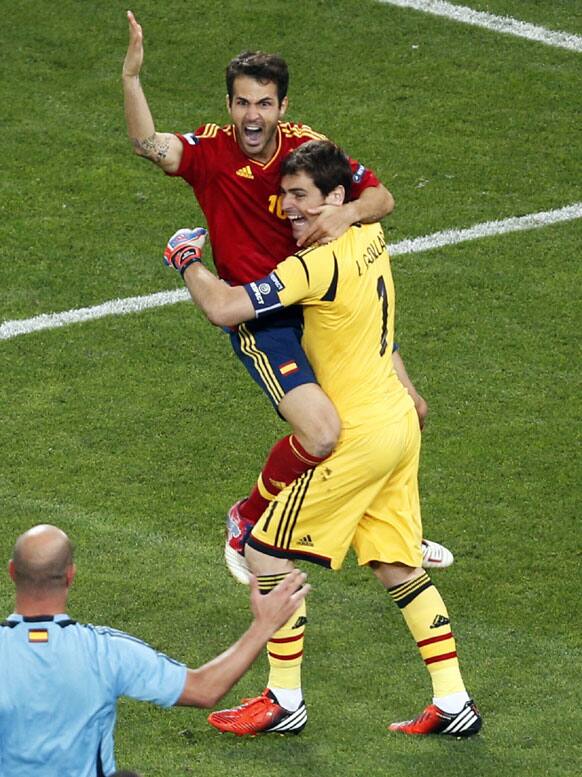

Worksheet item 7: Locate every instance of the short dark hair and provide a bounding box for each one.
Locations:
[281,140,353,200]
[226,51,289,104]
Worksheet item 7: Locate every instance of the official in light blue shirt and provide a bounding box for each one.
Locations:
[0,523,309,776]
[0,613,186,777]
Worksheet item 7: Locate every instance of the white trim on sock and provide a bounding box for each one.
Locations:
[269,686,303,711]
[433,690,470,714]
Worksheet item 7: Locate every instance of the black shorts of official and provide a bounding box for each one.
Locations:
[229,306,317,411]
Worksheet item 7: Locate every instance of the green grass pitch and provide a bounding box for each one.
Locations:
[1,1,581,775]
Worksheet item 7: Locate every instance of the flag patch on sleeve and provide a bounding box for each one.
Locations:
[279,360,299,376]
[28,629,49,643]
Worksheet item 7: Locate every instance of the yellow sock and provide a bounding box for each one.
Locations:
[258,573,306,690]
[389,572,466,698]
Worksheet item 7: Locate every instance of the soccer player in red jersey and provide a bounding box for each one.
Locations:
[122,11,452,576]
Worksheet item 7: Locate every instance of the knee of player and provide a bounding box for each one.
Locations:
[246,546,294,577]
[280,385,341,457]
[302,411,341,458]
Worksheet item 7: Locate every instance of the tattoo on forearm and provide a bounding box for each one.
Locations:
[132,133,170,163]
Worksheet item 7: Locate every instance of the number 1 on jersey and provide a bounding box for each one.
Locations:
[377,275,388,357]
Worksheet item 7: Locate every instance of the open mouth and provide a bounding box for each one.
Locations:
[287,213,307,230]
[243,125,263,145]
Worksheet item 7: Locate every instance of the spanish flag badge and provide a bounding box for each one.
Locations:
[279,360,299,376]
[28,629,49,643]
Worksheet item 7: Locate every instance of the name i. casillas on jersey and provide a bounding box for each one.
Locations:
[355,230,387,277]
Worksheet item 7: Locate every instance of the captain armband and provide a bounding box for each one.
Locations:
[244,272,286,318]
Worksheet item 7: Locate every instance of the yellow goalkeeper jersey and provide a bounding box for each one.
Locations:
[273,222,413,428]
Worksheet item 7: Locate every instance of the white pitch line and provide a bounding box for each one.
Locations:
[379,0,582,53]
[390,202,582,256]
[1,202,581,342]
[0,289,188,341]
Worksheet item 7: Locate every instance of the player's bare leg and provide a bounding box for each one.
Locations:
[278,383,341,457]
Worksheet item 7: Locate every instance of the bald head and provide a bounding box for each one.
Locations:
[11,524,74,593]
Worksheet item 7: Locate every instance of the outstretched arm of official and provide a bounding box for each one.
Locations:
[122,10,182,172]
[176,570,310,707]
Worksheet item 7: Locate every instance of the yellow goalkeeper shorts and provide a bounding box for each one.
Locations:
[248,407,423,570]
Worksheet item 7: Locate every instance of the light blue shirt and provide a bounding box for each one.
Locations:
[0,612,187,777]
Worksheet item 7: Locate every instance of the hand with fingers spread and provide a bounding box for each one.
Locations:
[249,569,310,634]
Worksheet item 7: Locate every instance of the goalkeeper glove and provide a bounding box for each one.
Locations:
[164,227,207,275]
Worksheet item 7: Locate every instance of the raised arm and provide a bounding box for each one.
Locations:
[176,570,310,707]
[122,10,183,173]
[296,183,394,247]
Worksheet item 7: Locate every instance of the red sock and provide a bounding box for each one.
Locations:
[240,434,329,522]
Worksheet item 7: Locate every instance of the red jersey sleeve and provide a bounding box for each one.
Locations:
[166,125,212,191]
[347,158,381,199]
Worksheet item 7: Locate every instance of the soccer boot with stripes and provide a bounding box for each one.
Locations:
[389,699,482,737]
[421,538,454,569]
[208,689,307,736]
[224,499,255,585]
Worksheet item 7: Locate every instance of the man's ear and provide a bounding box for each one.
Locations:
[325,185,346,207]
[8,559,16,582]
[278,95,288,118]
[226,93,232,115]
[65,563,77,589]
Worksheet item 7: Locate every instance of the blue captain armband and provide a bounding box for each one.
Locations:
[244,272,286,318]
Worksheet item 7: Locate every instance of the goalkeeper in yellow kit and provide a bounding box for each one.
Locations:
[164,140,481,738]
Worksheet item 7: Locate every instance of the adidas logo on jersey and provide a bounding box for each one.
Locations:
[236,165,254,179]
[430,614,451,629]
[297,535,314,547]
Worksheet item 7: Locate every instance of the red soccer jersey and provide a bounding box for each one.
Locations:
[169,122,380,284]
